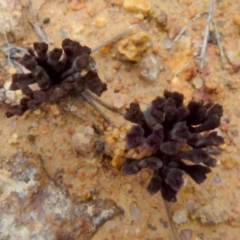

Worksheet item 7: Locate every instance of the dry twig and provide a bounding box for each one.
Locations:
[172,57,200,77]
[164,200,179,240]
[172,0,226,76]
[199,0,214,70]
[91,25,137,53]
[212,19,226,70]
[170,12,208,49]
[81,92,115,126]
[85,90,124,116]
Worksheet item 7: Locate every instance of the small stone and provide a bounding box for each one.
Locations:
[70,1,86,11]
[173,209,188,224]
[95,17,108,28]
[179,229,192,240]
[129,202,141,220]
[156,11,168,29]
[104,71,115,82]
[192,77,203,89]
[111,149,125,168]
[34,109,42,115]
[8,133,19,145]
[15,90,23,96]
[140,55,160,81]
[43,17,50,24]
[134,13,144,20]
[70,105,78,112]
[204,77,219,91]
[162,36,173,49]
[8,66,17,75]
[112,93,126,108]
[112,128,120,139]
[4,81,11,91]
[72,126,95,155]
[218,143,226,150]
[123,0,151,14]
[212,174,221,184]
[50,104,61,116]
[233,15,240,26]
[5,90,16,101]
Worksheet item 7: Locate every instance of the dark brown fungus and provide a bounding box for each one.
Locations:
[121,90,224,202]
[5,39,107,117]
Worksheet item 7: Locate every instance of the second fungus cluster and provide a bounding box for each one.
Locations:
[121,90,224,202]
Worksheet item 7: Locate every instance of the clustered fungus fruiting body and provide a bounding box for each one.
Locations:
[5,39,107,117]
[121,90,224,202]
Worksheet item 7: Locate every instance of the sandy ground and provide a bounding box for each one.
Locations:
[0,0,240,239]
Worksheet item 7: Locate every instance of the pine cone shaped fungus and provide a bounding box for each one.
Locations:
[121,90,224,202]
[5,39,107,118]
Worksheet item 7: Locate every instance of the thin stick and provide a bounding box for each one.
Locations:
[91,25,137,53]
[172,57,200,77]
[85,90,125,116]
[60,104,103,134]
[28,21,49,44]
[170,12,208,48]
[199,0,214,69]
[81,92,115,126]
[212,19,226,70]
[164,200,179,240]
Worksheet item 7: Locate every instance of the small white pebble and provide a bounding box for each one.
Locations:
[4,82,11,90]
[112,93,126,108]
[130,202,141,220]
[134,13,144,19]
[95,17,107,28]
[34,109,42,115]
[192,76,203,89]
[5,90,15,101]
[12,133,18,139]
[173,209,188,224]
[70,105,78,112]
[15,90,23,96]
[8,66,17,75]
[140,55,160,81]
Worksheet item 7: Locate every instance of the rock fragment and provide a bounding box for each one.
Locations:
[179,229,193,240]
[72,125,96,155]
[140,55,160,81]
[0,149,123,239]
[173,209,188,224]
[118,31,151,61]
[123,0,151,14]
[192,76,203,89]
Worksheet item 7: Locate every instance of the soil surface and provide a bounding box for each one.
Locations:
[0,0,240,240]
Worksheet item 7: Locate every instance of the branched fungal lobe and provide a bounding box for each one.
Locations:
[6,39,107,117]
[121,90,224,202]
